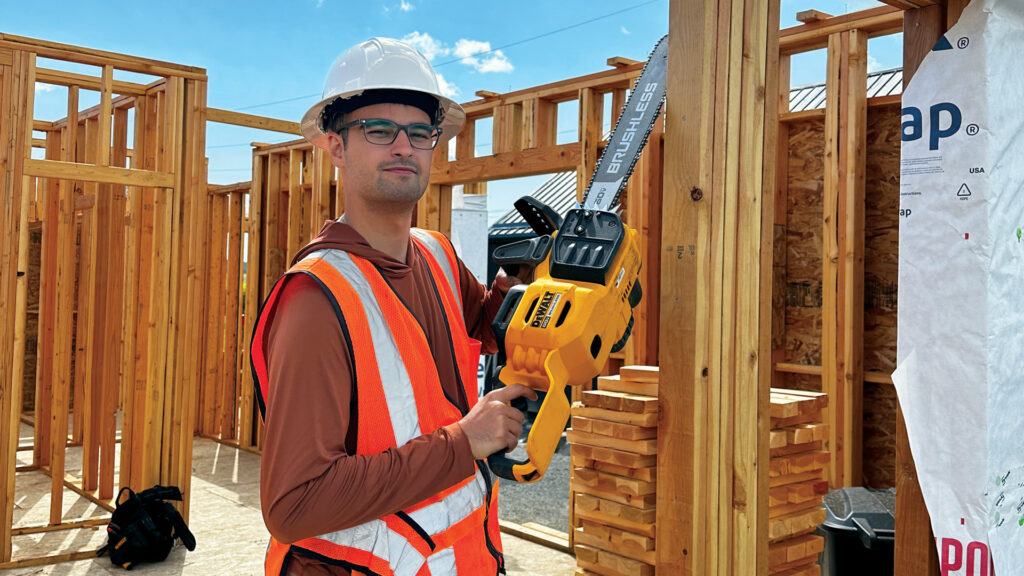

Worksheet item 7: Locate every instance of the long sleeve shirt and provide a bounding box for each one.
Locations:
[258,221,504,576]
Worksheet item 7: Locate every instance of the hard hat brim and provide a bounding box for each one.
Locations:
[301,89,465,151]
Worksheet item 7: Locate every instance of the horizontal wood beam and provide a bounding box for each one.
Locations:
[0,33,206,79]
[24,159,175,188]
[207,108,301,135]
[606,56,640,68]
[462,64,642,116]
[429,143,581,185]
[797,9,834,23]
[780,6,903,54]
[208,181,252,196]
[50,93,137,129]
[774,362,893,384]
[35,67,148,95]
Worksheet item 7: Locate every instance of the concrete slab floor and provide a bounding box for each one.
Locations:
[2,434,576,576]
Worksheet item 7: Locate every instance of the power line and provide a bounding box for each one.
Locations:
[433,0,662,68]
[231,0,663,112]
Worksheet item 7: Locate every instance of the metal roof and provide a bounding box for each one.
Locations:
[788,67,902,113]
[491,68,903,239]
[489,171,579,239]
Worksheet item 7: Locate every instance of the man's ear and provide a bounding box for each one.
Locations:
[326,132,346,169]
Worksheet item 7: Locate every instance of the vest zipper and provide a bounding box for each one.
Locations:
[478,461,506,574]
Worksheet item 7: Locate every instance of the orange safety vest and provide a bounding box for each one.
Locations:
[251,229,504,576]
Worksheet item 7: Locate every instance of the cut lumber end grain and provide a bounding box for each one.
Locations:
[606,56,640,68]
[581,390,658,414]
[574,525,656,565]
[572,467,657,501]
[796,9,833,24]
[617,365,659,383]
[571,402,659,427]
[769,389,828,419]
[572,415,657,440]
[769,507,826,543]
[575,543,654,576]
[598,375,658,397]
[571,443,658,469]
[769,450,830,477]
[567,429,657,456]
[574,493,657,538]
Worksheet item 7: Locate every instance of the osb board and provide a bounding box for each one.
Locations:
[23,228,42,412]
[863,381,898,488]
[863,106,900,375]
[782,119,825,369]
[776,110,900,386]
[861,106,900,489]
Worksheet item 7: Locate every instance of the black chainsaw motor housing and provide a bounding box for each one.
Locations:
[549,209,624,285]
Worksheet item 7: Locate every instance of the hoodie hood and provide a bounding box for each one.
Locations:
[290,218,419,280]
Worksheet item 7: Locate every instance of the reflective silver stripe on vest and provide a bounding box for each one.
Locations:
[308,249,422,446]
[300,248,490,575]
[410,229,461,310]
[318,519,425,576]
[407,470,487,536]
[426,546,456,575]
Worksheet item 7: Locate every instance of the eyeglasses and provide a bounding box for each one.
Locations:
[336,118,442,150]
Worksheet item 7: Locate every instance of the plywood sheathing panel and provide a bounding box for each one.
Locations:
[783,120,825,372]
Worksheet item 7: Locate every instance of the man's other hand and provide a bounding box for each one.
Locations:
[494,266,533,294]
[458,384,538,459]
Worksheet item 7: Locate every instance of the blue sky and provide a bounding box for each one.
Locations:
[6,0,898,223]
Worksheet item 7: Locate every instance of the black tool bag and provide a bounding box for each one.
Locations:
[97,485,197,569]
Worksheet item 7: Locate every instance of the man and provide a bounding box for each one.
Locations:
[250,38,536,576]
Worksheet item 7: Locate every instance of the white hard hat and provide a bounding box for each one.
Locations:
[301,37,465,150]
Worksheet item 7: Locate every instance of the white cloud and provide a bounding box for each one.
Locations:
[453,39,490,61]
[35,84,56,93]
[621,26,630,35]
[400,0,413,11]
[453,39,513,73]
[867,54,882,73]
[402,31,449,61]
[435,72,459,99]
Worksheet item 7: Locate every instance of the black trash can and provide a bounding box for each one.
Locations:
[817,487,896,576]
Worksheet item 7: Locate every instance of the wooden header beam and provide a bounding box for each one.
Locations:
[0,33,206,79]
[462,63,642,115]
[35,67,148,96]
[24,159,175,188]
[780,6,903,54]
[207,108,300,135]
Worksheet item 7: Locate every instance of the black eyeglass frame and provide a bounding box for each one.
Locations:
[334,118,442,150]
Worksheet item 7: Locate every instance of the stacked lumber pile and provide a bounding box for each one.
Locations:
[768,388,830,576]
[569,366,659,576]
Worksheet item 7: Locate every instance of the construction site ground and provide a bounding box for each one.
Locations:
[1,424,576,576]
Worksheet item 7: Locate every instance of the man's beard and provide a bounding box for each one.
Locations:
[368,160,427,208]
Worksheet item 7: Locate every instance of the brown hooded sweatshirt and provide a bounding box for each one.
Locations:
[259,220,505,575]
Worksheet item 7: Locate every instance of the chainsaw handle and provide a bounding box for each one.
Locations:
[486,395,533,482]
[492,235,551,279]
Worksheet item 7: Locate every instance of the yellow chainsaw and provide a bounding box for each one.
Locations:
[486,35,667,483]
